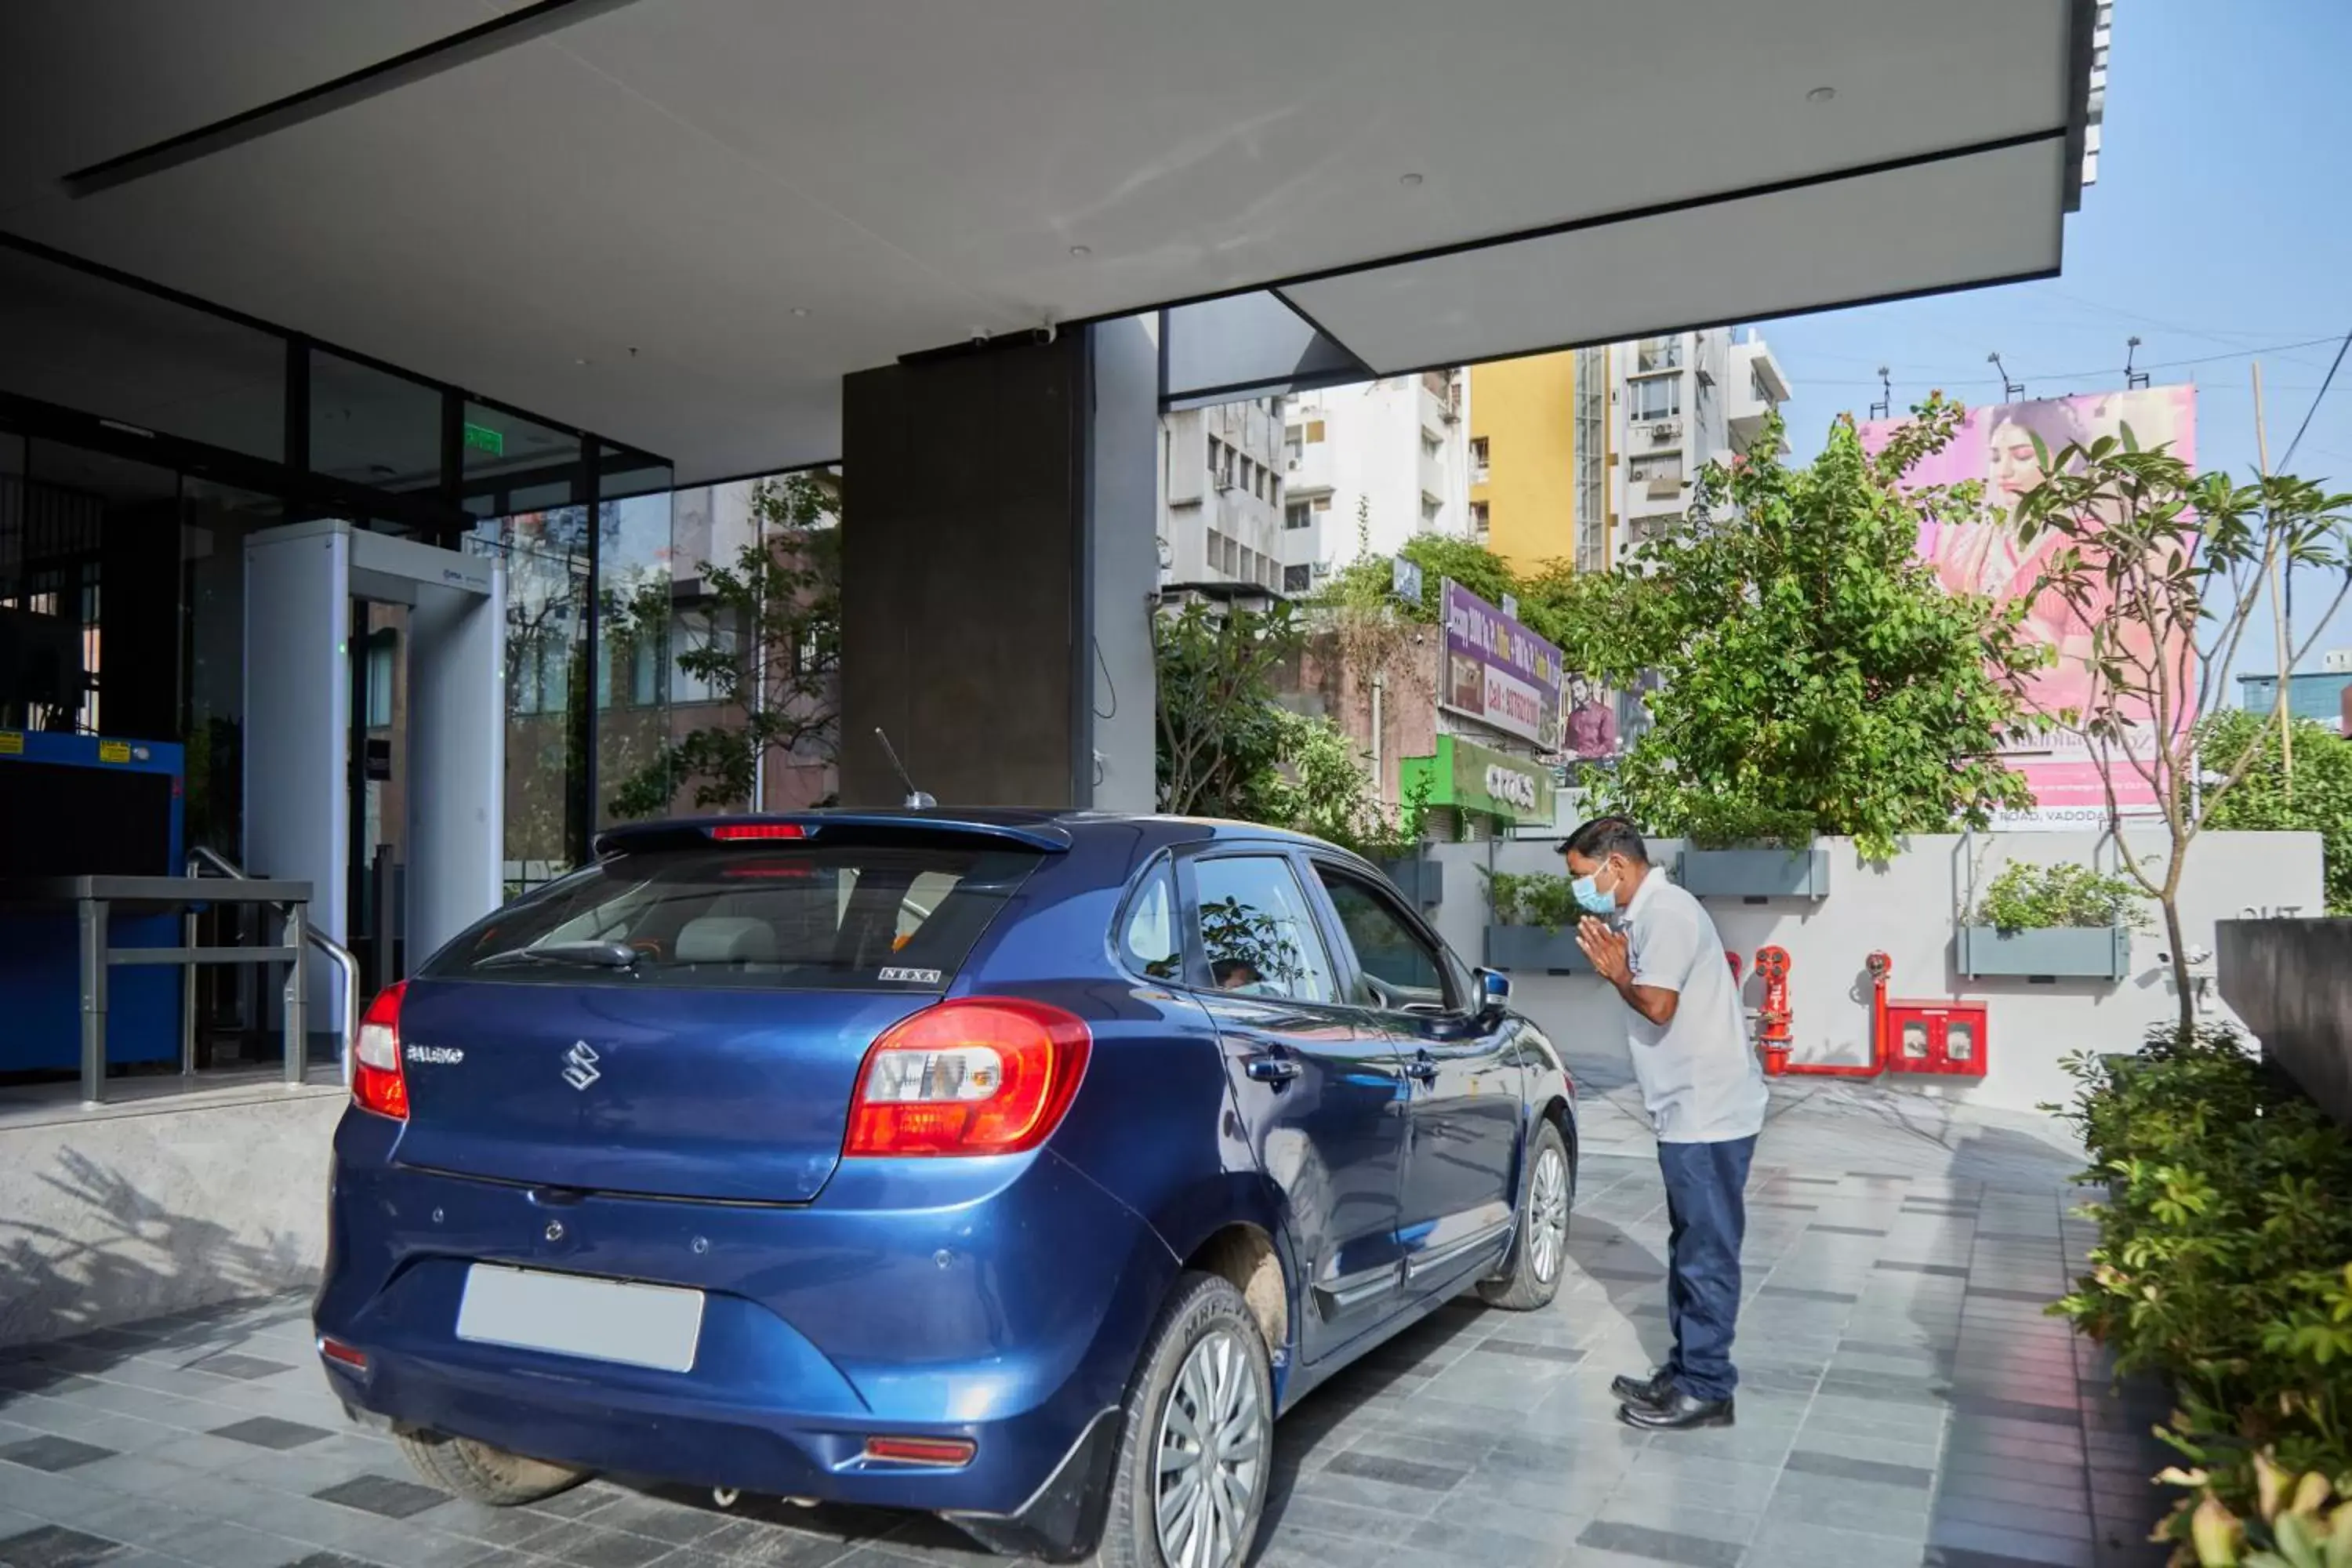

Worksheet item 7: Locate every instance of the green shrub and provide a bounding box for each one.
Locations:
[1482,869,1584,931]
[2048,1026,2352,1551]
[1972,860,2149,933]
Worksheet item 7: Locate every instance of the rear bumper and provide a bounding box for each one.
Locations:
[315,1114,1174,1538]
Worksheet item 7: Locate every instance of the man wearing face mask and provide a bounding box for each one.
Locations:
[1563,815,1767,1432]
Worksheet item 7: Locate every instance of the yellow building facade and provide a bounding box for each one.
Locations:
[1468,350,1591,575]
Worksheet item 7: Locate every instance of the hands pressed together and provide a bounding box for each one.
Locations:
[1577,916,1632,985]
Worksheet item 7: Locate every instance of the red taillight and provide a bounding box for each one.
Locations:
[318,1336,369,1371]
[844,999,1091,1158]
[862,1436,976,1467]
[352,982,409,1121]
[710,822,811,841]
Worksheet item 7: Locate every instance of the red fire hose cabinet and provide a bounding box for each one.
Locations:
[1885,999,1990,1077]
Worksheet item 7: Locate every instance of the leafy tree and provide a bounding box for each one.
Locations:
[604,474,841,819]
[1154,599,1301,819]
[1313,530,1519,627]
[1260,710,1425,858]
[2195,709,2352,916]
[1594,402,2041,858]
[2011,437,2351,1033]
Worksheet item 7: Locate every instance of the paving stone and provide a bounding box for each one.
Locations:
[1577,1518,1747,1566]
[314,1472,452,1520]
[1784,1449,1935,1490]
[185,1352,296,1383]
[1927,1517,2102,1567]
[0,1440,113,1477]
[0,1524,128,1567]
[210,1416,333,1450]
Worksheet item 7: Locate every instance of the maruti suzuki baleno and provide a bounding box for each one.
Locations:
[315,811,1577,1568]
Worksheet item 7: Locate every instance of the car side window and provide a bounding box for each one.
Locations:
[1119,859,1183,981]
[1191,855,1338,1005]
[1314,866,1454,1014]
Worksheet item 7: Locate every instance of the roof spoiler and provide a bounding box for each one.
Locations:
[592,814,1073,859]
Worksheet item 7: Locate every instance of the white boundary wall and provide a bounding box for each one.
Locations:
[1421,830,2325,1116]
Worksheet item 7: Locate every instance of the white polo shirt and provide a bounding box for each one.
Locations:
[1618,867,1768,1144]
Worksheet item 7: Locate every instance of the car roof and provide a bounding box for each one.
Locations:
[593,808,1348,862]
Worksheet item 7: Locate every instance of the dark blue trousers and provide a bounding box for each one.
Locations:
[1657,1134,1758,1403]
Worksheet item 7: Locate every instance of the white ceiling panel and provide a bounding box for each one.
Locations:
[1280,140,2067,376]
[0,1,492,200]
[0,0,2091,479]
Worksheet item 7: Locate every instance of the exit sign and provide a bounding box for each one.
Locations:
[462,422,504,457]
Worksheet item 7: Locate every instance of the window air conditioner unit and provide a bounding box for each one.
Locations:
[1310,561,1332,579]
[1649,421,1680,444]
[1213,477,1234,492]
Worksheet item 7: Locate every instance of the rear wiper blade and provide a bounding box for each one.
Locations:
[475,941,641,971]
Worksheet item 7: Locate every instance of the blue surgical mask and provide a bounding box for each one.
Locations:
[1573,866,1617,916]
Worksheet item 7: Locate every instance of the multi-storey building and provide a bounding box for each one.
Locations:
[1156,397,1290,596]
[1251,371,1471,595]
[1610,327,1791,568]
[1466,346,1609,575]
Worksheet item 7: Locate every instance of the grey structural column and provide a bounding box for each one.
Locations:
[839,316,1158,811]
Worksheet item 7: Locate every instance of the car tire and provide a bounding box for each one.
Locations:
[1478,1117,1572,1312]
[395,1428,589,1506]
[1094,1270,1275,1568]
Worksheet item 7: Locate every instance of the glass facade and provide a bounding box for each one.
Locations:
[0,235,703,904]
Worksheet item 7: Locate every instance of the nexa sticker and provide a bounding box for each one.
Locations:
[878,967,942,985]
[405,1044,464,1065]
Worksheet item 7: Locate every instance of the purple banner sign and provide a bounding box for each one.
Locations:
[1440,580,1565,751]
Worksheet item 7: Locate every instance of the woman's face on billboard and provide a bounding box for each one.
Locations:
[1989,420,2047,506]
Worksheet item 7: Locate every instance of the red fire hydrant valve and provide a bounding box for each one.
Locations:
[1755,945,1792,1076]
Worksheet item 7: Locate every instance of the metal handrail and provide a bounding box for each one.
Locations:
[184,850,361,1084]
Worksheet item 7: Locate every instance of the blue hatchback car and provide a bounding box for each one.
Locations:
[315,811,1577,1567]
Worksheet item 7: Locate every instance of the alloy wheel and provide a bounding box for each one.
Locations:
[1529,1144,1570,1284]
[1152,1327,1266,1568]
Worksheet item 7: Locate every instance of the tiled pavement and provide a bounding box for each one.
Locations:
[0,1054,2176,1568]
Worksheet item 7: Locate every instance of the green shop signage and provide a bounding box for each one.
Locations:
[1401,735,1555,826]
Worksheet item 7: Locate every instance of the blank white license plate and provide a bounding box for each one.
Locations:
[455,1264,705,1373]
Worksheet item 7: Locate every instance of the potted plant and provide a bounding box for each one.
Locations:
[1958,861,2147,981]
[1670,804,1832,901]
[1479,870,1591,974]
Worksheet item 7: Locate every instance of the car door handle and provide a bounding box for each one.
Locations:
[1403,1054,1439,1083]
[1244,1054,1301,1085]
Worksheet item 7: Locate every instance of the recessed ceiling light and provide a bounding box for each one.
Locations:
[574,357,592,367]
[1399,172,1425,187]
[789,307,811,318]
[1806,85,1837,103]
[1069,244,1093,259]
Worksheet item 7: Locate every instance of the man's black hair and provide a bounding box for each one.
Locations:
[1558,815,1649,865]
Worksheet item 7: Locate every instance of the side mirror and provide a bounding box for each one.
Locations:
[1475,967,1512,1013]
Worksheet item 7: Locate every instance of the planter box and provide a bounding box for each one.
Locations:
[1483,924,1590,975]
[1377,856,1443,912]
[1676,847,1832,900]
[1957,924,2132,982]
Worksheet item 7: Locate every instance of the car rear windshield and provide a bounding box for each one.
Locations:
[423,843,1043,991]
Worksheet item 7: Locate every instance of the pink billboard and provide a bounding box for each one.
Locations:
[1860,386,2198,826]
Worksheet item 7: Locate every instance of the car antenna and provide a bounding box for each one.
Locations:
[874,728,936,809]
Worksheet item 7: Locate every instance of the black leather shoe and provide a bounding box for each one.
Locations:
[1617,1390,1735,1431]
[1610,1367,1675,1407]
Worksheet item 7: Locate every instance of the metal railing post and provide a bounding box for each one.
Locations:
[180,903,199,1079]
[307,930,361,1087]
[281,898,308,1087]
[78,895,109,1105]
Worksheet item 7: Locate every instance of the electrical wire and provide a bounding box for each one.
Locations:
[1092,635,1117,720]
[1798,336,2344,392]
[2278,328,2352,474]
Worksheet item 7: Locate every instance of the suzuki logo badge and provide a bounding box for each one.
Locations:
[561,1040,601,1091]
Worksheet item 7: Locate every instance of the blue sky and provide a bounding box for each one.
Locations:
[1756,0,2352,682]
